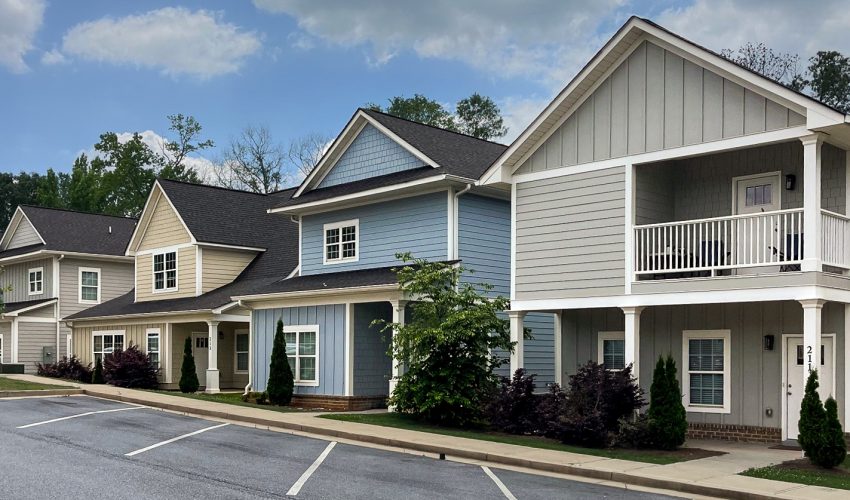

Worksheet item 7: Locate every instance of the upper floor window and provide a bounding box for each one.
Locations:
[79,267,101,304]
[28,267,43,295]
[323,220,359,264]
[153,251,177,291]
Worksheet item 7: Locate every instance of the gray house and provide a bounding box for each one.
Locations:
[0,206,136,372]
[482,17,850,442]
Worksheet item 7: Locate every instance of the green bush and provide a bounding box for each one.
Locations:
[92,356,104,384]
[267,319,294,405]
[179,336,199,393]
[647,355,687,450]
[815,397,847,468]
[798,369,825,455]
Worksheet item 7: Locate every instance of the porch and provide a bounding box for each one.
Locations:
[163,320,250,393]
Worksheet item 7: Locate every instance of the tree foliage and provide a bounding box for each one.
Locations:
[287,132,331,178]
[102,344,159,389]
[215,125,288,193]
[720,43,801,86]
[798,369,825,454]
[267,319,295,405]
[647,355,687,450]
[179,336,200,393]
[807,51,850,113]
[817,397,847,468]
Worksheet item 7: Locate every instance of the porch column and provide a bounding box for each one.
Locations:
[553,311,563,387]
[205,320,220,394]
[622,306,644,382]
[10,318,18,363]
[799,299,825,391]
[164,323,172,384]
[801,134,823,272]
[388,300,408,402]
[509,310,526,374]
[344,303,354,397]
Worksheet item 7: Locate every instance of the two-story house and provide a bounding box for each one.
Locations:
[64,180,299,392]
[481,17,850,443]
[234,109,556,410]
[0,206,136,372]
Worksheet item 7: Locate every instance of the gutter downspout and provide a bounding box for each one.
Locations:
[55,254,64,363]
[452,184,473,260]
[238,299,254,395]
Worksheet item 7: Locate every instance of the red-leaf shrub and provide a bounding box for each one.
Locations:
[103,344,159,389]
[487,369,542,434]
[37,356,92,383]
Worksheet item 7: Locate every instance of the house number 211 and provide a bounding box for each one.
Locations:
[807,345,813,373]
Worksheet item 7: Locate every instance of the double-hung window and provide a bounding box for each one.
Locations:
[323,220,358,264]
[153,251,177,291]
[79,267,101,304]
[146,329,160,366]
[683,330,731,413]
[28,267,43,295]
[598,332,625,371]
[283,325,319,385]
[235,332,249,373]
[93,331,125,364]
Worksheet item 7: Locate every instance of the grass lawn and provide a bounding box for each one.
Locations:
[149,390,311,413]
[320,412,719,465]
[741,456,850,490]
[0,376,73,391]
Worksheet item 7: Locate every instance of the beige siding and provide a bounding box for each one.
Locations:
[17,321,56,373]
[515,166,626,300]
[135,246,197,302]
[516,41,806,175]
[169,322,248,389]
[72,323,164,366]
[7,218,41,249]
[137,196,191,251]
[201,248,256,293]
[0,258,54,303]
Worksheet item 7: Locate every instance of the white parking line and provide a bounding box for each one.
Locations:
[125,422,230,457]
[17,406,146,429]
[286,441,337,497]
[482,466,518,500]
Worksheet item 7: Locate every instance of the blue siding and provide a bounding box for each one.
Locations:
[301,192,448,275]
[252,304,346,395]
[318,124,423,188]
[353,302,392,396]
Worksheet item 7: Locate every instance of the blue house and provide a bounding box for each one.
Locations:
[236,109,556,410]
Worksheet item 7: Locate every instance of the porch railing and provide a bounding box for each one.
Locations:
[821,209,850,270]
[634,208,804,276]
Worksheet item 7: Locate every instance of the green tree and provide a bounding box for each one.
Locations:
[159,114,211,182]
[816,397,847,468]
[807,51,850,113]
[798,369,826,456]
[94,132,161,217]
[92,356,104,384]
[215,125,289,194]
[0,172,42,228]
[179,336,200,393]
[376,253,513,426]
[36,169,68,209]
[721,42,801,86]
[455,93,508,140]
[65,154,108,213]
[267,319,295,405]
[368,94,457,130]
[647,355,687,450]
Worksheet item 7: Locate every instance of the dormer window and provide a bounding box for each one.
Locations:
[153,251,177,291]
[28,267,43,295]
[323,220,359,264]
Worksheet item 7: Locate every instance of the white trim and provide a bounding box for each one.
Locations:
[447,189,456,260]
[234,328,249,374]
[0,333,4,364]
[127,185,197,255]
[282,324,320,387]
[16,316,57,323]
[27,267,43,296]
[308,120,368,190]
[781,333,838,440]
[731,171,782,215]
[597,331,626,371]
[196,242,265,252]
[322,219,359,265]
[10,318,18,363]
[510,182,517,301]
[66,333,72,361]
[552,312,562,386]
[682,329,732,414]
[0,207,47,250]
[195,246,203,296]
[92,330,126,364]
[344,303,354,396]
[1,298,57,318]
[0,250,134,265]
[146,327,161,368]
[135,243,194,256]
[297,214,302,277]
[151,249,179,293]
[78,266,101,305]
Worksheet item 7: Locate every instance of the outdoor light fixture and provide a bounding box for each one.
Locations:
[785,174,796,190]
[763,335,775,351]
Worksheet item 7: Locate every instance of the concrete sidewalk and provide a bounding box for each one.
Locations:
[5,374,846,500]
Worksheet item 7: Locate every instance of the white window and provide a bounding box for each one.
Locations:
[597,331,625,371]
[93,331,125,364]
[283,325,319,386]
[79,267,101,304]
[323,220,358,264]
[153,251,177,291]
[235,331,249,373]
[682,330,731,413]
[28,267,43,295]
[146,329,160,366]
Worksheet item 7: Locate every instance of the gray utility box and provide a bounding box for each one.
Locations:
[42,346,56,365]
[0,363,25,374]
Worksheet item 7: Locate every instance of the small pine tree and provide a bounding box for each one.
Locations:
[92,356,104,384]
[179,336,200,393]
[798,369,825,455]
[648,355,687,450]
[267,319,294,405]
[814,397,847,468]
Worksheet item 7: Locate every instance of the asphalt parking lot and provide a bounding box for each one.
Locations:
[0,396,680,499]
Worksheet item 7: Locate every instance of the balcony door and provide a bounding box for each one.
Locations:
[734,172,781,274]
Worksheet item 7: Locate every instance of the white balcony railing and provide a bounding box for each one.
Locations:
[634,209,804,276]
[821,209,850,269]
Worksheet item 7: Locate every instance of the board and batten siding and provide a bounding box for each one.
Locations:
[515,166,626,301]
[17,321,57,373]
[135,246,196,302]
[0,322,10,363]
[201,248,256,293]
[516,41,806,175]
[0,258,54,303]
[72,323,165,366]
[137,195,191,252]
[7,219,41,249]
[252,305,346,396]
[352,302,392,397]
[317,124,423,188]
[301,192,448,275]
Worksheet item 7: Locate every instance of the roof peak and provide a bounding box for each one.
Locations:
[20,204,137,221]
[360,107,509,147]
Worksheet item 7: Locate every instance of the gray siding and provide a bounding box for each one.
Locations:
[352,302,392,397]
[301,192,448,275]
[318,124,422,188]
[515,166,626,301]
[0,258,54,304]
[0,322,10,363]
[517,41,806,175]
[635,162,674,225]
[17,321,56,373]
[252,305,346,395]
[7,219,41,249]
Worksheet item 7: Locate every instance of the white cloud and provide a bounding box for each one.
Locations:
[40,48,67,66]
[254,0,625,87]
[0,0,45,73]
[60,7,262,79]
[500,95,555,143]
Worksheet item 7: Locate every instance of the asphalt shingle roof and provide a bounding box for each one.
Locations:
[1,298,56,315]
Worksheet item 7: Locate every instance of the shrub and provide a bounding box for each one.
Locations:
[813,397,847,468]
[103,344,158,389]
[267,319,295,405]
[647,355,687,450]
[179,336,199,393]
[92,357,104,384]
[487,369,541,434]
[798,369,825,456]
[614,414,655,449]
[37,356,92,383]
[241,391,270,405]
[536,383,568,439]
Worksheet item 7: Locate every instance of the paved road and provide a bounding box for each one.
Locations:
[0,396,679,499]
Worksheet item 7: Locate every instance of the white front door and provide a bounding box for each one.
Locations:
[192,333,209,386]
[734,173,781,273]
[785,336,834,439]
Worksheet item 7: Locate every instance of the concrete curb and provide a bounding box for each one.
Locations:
[82,388,786,500]
[0,389,83,398]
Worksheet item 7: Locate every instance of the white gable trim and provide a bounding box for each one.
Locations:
[126,181,196,255]
[0,207,46,250]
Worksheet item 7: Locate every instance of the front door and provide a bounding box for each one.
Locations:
[785,336,834,439]
[734,173,781,273]
[192,333,209,386]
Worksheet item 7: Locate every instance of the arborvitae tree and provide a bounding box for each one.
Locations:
[267,319,294,405]
[798,369,825,455]
[179,336,200,393]
[814,397,847,468]
[91,356,104,384]
[647,355,687,450]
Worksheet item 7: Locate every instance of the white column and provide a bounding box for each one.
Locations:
[388,300,408,400]
[344,303,354,397]
[844,304,850,429]
[624,164,635,294]
[553,311,563,387]
[801,134,823,272]
[205,320,220,394]
[800,299,824,391]
[509,311,526,374]
[10,318,18,363]
[622,306,644,382]
[164,323,172,384]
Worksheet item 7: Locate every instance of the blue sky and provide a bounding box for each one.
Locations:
[2,0,847,178]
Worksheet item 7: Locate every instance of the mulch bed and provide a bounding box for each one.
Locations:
[772,458,850,478]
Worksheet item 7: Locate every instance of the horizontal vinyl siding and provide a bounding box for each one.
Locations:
[72,323,164,366]
[0,322,10,363]
[301,192,448,275]
[515,167,625,300]
[0,258,54,303]
[135,246,197,302]
[17,322,56,373]
[318,124,422,188]
[201,248,256,293]
[137,196,191,251]
[59,258,134,319]
[457,194,511,296]
[7,219,41,249]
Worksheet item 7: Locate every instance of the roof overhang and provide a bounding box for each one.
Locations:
[232,283,401,308]
[0,298,57,319]
[0,207,46,251]
[0,250,134,266]
[63,307,249,325]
